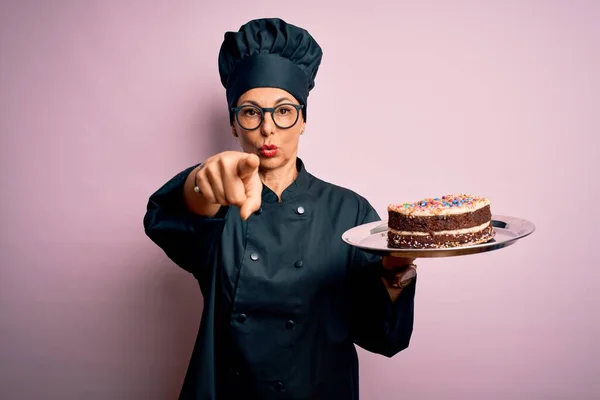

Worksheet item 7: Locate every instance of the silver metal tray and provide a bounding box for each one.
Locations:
[341,215,535,258]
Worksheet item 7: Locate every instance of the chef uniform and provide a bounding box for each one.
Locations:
[144,18,416,400]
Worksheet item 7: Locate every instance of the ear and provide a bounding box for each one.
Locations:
[300,121,306,135]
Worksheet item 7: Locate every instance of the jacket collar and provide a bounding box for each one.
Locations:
[261,157,310,203]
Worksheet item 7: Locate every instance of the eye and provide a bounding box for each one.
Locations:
[277,106,293,115]
[242,107,259,117]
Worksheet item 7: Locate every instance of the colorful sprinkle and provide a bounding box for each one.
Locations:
[388,194,489,215]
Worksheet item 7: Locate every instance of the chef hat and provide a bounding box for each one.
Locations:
[218,18,323,124]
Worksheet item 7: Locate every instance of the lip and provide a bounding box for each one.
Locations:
[259,144,278,157]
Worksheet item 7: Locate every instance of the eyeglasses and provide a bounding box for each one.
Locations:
[231,104,304,131]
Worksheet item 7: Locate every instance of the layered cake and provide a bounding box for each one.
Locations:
[387,194,495,249]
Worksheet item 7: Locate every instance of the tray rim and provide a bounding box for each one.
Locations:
[341,214,536,258]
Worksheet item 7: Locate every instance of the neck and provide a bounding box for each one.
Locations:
[259,158,299,201]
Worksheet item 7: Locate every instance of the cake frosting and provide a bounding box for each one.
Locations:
[387,194,495,249]
[388,194,490,216]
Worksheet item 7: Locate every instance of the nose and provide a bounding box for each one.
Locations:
[260,111,275,136]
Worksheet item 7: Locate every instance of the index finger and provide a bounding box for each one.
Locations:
[236,153,260,180]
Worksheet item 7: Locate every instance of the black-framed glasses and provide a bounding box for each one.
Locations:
[231,104,304,131]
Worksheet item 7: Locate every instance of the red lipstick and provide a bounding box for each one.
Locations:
[259,144,278,158]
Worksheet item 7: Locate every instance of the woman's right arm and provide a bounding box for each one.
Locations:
[143,152,262,275]
[143,164,228,275]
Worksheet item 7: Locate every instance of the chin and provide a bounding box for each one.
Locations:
[259,155,288,169]
[259,156,280,167]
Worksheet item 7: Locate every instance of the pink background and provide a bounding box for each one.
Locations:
[1,1,599,399]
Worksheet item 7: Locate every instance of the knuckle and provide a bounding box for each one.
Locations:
[213,191,225,204]
[226,193,242,206]
[218,156,236,175]
[202,164,215,179]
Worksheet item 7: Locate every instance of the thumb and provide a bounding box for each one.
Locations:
[240,196,261,220]
[237,153,260,180]
[240,192,262,221]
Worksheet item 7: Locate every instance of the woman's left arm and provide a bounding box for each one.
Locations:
[348,205,417,358]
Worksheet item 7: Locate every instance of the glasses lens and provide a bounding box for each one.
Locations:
[273,105,299,129]
[237,106,262,130]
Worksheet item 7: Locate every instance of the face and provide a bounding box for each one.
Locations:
[233,87,305,171]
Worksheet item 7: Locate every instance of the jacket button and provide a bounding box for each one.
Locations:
[294,260,303,268]
[274,381,285,392]
[286,320,295,329]
[250,252,259,261]
[237,314,247,323]
[296,206,305,215]
[254,207,263,215]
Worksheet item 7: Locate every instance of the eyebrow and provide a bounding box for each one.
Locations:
[241,97,296,107]
[275,97,295,104]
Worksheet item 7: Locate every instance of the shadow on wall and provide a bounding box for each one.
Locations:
[191,97,240,160]
[211,104,240,154]
[154,267,204,398]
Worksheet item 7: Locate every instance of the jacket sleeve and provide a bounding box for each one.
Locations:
[143,165,228,277]
[349,204,416,358]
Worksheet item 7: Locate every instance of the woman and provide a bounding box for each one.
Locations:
[144,18,417,400]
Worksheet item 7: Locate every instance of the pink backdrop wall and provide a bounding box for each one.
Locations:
[1,1,599,399]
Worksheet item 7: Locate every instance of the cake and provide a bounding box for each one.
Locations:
[387,194,495,249]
